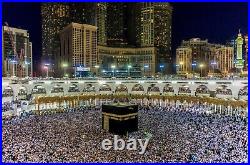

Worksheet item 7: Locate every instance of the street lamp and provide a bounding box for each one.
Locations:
[43,66,49,78]
[111,65,116,77]
[44,63,50,78]
[211,61,217,75]
[144,64,149,76]
[199,63,204,77]
[62,62,68,77]
[191,63,197,72]
[95,65,100,77]
[127,65,132,77]
[159,64,164,77]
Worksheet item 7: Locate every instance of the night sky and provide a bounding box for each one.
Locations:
[2,2,248,74]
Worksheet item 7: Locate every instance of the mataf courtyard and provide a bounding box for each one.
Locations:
[2,78,248,162]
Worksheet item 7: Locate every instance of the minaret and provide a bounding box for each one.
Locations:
[235,29,244,71]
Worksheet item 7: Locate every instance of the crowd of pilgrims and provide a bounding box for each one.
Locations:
[2,100,247,163]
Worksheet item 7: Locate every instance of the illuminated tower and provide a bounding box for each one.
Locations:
[41,3,96,75]
[235,30,244,71]
[107,3,128,46]
[96,3,107,46]
[141,2,172,73]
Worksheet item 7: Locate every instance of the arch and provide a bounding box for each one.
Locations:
[2,86,14,97]
[99,84,112,91]
[83,84,96,92]
[51,84,64,93]
[68,84,80,92]
[32,85,46,94]
[196,85,210,94]
[238,86,248,96]
[216,85,232,95]
[178,85,191,94]
[147,84,160,94]
[131,84,145,92]
[163,84,174,93]
[115,84,128,93]
[18,86,28,96]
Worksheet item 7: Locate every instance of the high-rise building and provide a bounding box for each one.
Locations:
[96,3,107,46]
[244,34,248,69]
[42,3,173,76]
[106,3,129,46]
[235,30,244,71]
[41,3,96,76]
[41,3,70,62]
[216,46,234,75]
[126,3,142,47]
[178,38,234,76]
[140,2,172,74]
[181,38,210,75]
[176,47,192,75]
[2,26,33,78]
[58,23,97,77]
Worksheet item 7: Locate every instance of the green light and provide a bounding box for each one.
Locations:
[62,63,68,68]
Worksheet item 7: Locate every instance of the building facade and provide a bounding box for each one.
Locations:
[176,47,192,75]
[41,3,70,62]
[58,23,97,77]
[235,30,244,71]
[178,38,234,76]
[216,46,234,75]
[98,46,156,76]
[96,3,107,46]
[244,34,248,70]
[140,2,172,74]
[2,26,33,78]
[41,3,96,76]
[106,3,128,46]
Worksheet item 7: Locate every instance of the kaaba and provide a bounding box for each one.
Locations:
[102,103,138,135]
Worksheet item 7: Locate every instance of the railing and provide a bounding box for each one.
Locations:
[2,76,248,82]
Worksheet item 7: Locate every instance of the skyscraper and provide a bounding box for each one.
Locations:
[107,3,128,46]
[41,3,70,62]
[58,23,97,77]
[244,34,248,70]
[96,3,107,46]
[140,2,172,73]
[41,3,96,75]
[235,30,244,71]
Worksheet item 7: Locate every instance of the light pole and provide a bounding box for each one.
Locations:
[44,66,48,78]
[179,62,184,75]
[144,64,149,76]
[44,63,50,78]
[95,65,100,77]
[127,65,132,77]
[62,62,68,77]
[111,65,116,77]
[191,63,196,77]
[160,64,164,77]
[211,61,216,75]
[199,63,204,77]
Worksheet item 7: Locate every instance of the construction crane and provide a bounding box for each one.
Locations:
[5,22,28,78]
[5,22,17,77]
